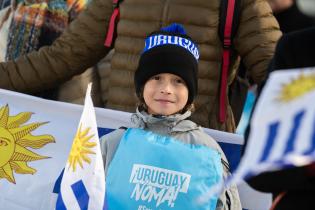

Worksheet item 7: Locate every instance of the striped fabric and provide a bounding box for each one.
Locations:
[5,2,47,60]
[0,6,12,61]
[4,0,89,60]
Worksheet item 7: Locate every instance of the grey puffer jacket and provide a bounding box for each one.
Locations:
[101,108,242,210]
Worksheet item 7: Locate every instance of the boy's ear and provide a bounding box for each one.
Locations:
[182,103,195,113]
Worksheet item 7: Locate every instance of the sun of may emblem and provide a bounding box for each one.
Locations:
[68,123,96,172]
[0,105,55,184]
[277,73,315,102]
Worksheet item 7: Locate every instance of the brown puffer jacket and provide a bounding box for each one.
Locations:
[0,0,281,132]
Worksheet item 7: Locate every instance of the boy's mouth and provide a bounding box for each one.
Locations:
[155,99,175,103]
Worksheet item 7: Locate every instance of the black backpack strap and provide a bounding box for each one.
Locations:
[218,0,241,123]
[104,0,123,47]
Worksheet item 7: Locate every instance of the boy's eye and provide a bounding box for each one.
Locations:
[175,79,184,84]
[152,76,160,80]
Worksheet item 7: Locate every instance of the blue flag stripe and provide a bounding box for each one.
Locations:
[259,122,280,162]
[283,110,305,154]
[56,192,67,210]
[303,111,315,155]
[53,169,65,194]
[71,180,90,210]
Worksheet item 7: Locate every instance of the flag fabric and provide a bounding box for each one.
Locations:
[200,68,315,206]
[0,86,271,210]
[55,84,105,210]
[0,87,126,210]
[234,68,315,182]
[0,91,80,210]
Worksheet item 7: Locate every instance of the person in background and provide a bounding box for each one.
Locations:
[268,0,315,33]
[244,1,315,208]
[101,23,241,210]
[0,0,281,133]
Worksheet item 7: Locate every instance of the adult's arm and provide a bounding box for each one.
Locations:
[0,0,112,93]
[247,165,315,193]
[270,27,315,70]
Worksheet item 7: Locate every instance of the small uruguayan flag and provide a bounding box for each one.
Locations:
[235,68,315,181]
[199,68,315,203]
[56,84,106,210]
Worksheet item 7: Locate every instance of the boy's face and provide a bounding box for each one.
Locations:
[143,73,189,116]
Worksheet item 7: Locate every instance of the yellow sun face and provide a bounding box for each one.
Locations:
[0,105,55,184]
[277,73,315,102]
[68,123,96,172]
[0,128,15,167]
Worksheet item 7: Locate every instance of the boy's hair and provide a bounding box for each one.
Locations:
[134,23,199,105]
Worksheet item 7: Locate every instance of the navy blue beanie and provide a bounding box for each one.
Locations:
[134,23,199,104]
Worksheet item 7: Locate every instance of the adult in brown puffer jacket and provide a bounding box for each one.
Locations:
[0,0,282,132]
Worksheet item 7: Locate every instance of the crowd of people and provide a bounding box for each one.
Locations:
[0,0,314,209]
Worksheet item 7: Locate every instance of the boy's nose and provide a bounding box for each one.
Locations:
[160,82,172,94]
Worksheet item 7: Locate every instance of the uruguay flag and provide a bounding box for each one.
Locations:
[200,68,315,204]
[234,68,315,181]
[56,84,106,210]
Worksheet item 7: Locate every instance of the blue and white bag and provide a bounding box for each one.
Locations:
[106,128,223,210]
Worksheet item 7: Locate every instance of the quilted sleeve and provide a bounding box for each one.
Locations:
[0,0,112,93]
[234,0,282,84]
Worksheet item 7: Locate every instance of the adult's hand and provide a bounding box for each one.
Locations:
[267,0,294,13]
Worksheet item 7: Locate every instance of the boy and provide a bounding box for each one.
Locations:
[101,23,241,210]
